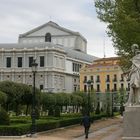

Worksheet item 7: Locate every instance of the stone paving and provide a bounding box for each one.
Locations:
[0,116,122,140]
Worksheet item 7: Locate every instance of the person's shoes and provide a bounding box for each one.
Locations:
[85,136,88,139]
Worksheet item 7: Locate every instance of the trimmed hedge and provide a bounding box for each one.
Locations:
[0,109,10,125]
[0,124,31,136]
[0,113,108,136]
[0,117,82,136]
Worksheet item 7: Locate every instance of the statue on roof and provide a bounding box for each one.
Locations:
[126,44,140,106]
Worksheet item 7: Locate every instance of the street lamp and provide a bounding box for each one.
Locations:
[87,80,92,116]
[31,59,38,136]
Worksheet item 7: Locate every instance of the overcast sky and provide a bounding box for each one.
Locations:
[0,0,117,58]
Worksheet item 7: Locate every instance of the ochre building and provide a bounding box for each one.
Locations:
[80,57,130,93]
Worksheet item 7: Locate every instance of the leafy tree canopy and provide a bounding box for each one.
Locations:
[0,91,7,104]
[94,0,140,71]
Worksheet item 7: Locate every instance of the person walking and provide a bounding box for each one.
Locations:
[81,114,91,139]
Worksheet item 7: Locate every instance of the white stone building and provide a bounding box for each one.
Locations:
[0,21,97,93]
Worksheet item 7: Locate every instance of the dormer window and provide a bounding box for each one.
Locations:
[45,33,51,42]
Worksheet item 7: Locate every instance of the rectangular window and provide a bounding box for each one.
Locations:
[121,83,124,89]
[40,56,44,67]
[84,85,87,92]
[121,74,124,81]
[29,57,33,67]
[91,76,93,81]
[91,85,93,91]
[107,84,110,91]
[74,85,77,92]
[84,76,87,83]
[106,75,110,82]
[113,74,117,82]
[6,57,11,68]
[96,75,100,82]
[75,64,78,72]
[72,63,75,71]
[114,84,117,91]
[97,84,100,92]
[18,57,22,67]
[40,85,44,90]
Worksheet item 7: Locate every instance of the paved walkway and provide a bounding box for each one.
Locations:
[0,116,122,140]
[73,124,122,140]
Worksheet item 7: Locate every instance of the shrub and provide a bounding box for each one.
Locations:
[0,108,10,125]
[0,113,108,136]
[48,106,54,116]
[35,107,40,119]
[0,124,31,136]
[95,103,100,114]
[54,106,60,117]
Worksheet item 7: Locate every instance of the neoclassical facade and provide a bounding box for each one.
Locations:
[0,21,97,93]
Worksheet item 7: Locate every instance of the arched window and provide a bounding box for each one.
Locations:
[45,33,51,42]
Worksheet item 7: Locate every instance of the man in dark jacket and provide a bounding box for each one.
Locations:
[81,115,91,139]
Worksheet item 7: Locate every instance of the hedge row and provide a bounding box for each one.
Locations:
[0,117,82,136]
[0,113,107,136]
[0,124,31,136]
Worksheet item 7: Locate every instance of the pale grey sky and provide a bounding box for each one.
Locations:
[0,0,117,58]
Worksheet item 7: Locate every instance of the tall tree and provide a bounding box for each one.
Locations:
[94,0,140,70]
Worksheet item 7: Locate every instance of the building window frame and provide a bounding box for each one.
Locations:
[106,75,110,82]
[29,57,33,67]
[96,75,100,82]
[6,57,11,68]
[40,85,44,91]
[17,57,22,67]
[106,84,110,91]
[97,84,100,92]
[45,33,51,42]
[40,56,44,67]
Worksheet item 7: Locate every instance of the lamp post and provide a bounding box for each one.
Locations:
[31,59,38,136]
[87,80,92,116]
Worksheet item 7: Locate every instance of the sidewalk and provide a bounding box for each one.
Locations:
[0,116,122,140]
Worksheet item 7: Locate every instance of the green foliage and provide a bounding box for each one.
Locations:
[106,104,111,117]
[0,108,10,125]
[0,112,110,136]
[0,116,82,136]
[0,91,7,105]
[94,0,140,70]
[95,102,100,114]
[41,93,56,108]
[48,106,54,116]
[0,81,41,116]
[0,81,32,112]
[35,107,40,119]
[54,106,61,117]
[0,124,31,136]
